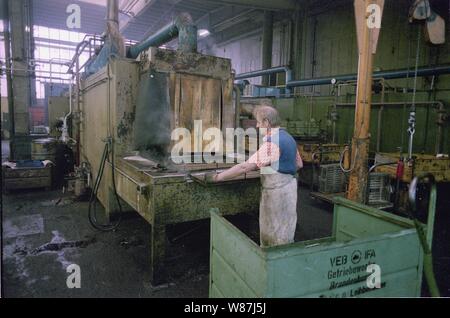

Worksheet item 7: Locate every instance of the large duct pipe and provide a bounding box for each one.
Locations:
[107,0,119,26]
[128,12,197,59]
[106,0,125,57]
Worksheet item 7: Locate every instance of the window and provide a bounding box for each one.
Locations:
[32,25,89,98]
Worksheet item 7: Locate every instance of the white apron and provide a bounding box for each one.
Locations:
[259,171,298,247]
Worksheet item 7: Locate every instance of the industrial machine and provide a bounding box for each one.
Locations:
[76,3,260,284]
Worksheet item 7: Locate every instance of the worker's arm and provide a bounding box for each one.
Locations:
[214,162,258,182]
[296,150,303,170]
[214,141,278,182]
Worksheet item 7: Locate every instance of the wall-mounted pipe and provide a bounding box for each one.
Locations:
[235,65,450,100]
[60,80,76,145]
[235,66,291,80]
[235,66,292,95]
[127,12,197,59]
[287,65,450,88]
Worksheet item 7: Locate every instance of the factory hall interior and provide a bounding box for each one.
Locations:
[1,0,450,299]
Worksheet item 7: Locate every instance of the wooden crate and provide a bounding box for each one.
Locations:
[2,166,52,192]
[209,198,427,298]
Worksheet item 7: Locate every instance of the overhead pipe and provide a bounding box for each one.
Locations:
[235,65,450,100]
[67,35,102,73]
[235,66,291,80]
[235,65,450,89]
[127,12,197,59]
[287,65,450,88]
[235,66,292,95]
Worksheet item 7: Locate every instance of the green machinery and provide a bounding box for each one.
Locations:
[209,175,438,297]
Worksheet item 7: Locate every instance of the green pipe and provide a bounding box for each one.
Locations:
[127,12,197,59]
[286,65,450,88]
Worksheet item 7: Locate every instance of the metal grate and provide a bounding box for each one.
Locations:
[367,173,391,206]
[318,163,345,194]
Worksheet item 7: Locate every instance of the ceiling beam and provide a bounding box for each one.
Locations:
[201,0,298,11]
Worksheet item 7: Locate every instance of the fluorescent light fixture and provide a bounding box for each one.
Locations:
[198,29,210,38]
[119,0,156,31]
[78,0,106,6]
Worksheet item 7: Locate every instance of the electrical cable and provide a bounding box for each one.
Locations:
[339,146,358,173]
[87,54,123,232]
[408,25,421,159]
[88,138,122,231]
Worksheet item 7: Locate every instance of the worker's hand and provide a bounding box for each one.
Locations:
[213,173,223,182]
[205,172,221,183]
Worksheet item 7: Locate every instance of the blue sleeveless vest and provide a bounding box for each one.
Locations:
[266,128,297,175]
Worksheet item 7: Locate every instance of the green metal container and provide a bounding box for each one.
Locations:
[209,197,434,298]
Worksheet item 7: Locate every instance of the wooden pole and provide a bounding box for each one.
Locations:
[347,0,384,203]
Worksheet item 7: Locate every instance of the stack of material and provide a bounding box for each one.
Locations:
[2,160,53,192]
[318,163,346,194]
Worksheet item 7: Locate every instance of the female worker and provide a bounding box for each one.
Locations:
[213,106,303,247]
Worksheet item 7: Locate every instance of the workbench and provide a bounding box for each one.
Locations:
[101,157,261,284]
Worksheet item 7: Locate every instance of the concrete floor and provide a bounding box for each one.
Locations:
[2,184,335,298]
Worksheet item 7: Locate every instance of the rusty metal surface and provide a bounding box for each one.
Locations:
[297,143,347,164]
[375,152,450,182]
[80,52,257,284]
[110,157,260,224]
[141,47,232,80]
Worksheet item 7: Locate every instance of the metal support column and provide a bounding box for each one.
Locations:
[8,0,34,160]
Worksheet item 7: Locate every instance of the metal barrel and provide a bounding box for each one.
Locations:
[31,138,57,162]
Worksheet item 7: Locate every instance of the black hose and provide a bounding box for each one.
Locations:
[88,139,122,231]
